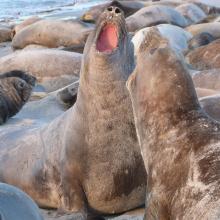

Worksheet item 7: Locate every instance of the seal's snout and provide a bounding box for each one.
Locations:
[107,6,121,14]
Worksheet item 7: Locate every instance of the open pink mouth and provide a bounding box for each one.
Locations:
[96,24,118,53]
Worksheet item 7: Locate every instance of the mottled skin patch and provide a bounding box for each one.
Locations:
[0,6,146,220]
[127,27,220,219]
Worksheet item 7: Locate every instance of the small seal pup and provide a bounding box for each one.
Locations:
[0,183,43,220]
[127,27,220,220]
[0,73,35,124]
[0,6,146,219]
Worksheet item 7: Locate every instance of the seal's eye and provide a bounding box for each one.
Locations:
[17,81,26,90]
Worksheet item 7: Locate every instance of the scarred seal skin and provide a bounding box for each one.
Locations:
[0,71,35,124]
[127,27,220,220]
[0,6,146,220]
[0,183,43,220]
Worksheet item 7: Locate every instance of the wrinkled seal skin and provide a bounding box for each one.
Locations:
[0,6,146,219]
[0,183,43,220]
[0,75,35,124]
[127,28,220,220]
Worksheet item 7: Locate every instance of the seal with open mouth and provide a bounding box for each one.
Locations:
[0,6,146,219]
[127,27,220,220]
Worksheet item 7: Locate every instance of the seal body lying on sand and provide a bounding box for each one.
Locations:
[186,39,220,70]
[0,49,81,92]
[12,16,42,38]
[0,183,43,220]
[0,71,35,124]
[175,3,207,25]
[0,6,146,219]
[126,5,188,32]
[12,20,94,50]
[127,27,220,220]
[188,32,215,49]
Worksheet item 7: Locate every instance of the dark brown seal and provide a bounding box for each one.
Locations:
[0,71,35,124]
[0,6,146,219]
[127,27,220,220]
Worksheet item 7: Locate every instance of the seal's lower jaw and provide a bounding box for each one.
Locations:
[96,24,118,53]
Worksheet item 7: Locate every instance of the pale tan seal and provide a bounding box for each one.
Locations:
[195,87,220,98]
[0,6,146,219]
[192,69,220,91]
[127,27,220,220]
[12,20,94,50]
[186,22,220,38]
[12,16,42,38]
[186,39,220,70]
[0,49,81,92]
[0,25,11,43]
[175,3,207,25]
[126,5,188,32]
[0,183,43,220]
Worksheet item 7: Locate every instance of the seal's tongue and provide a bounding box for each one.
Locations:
[97,24,118,52]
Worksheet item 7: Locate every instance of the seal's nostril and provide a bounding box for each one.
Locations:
[107,6,113,12]
[115,8,121,14]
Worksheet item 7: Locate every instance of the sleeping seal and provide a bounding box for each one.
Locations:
[0,6,146,219]
[127,27,220,220]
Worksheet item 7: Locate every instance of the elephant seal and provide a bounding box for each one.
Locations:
[188,0,220,15]
[0,70,36,86]
[192,69,220,90]
[0,74,35,124]
[12,20,94,50]
[132,24,192,56]
[126,5,188,32]
[186,22,220,38]
[12,16,42,38]
[175,3,207,25]
[81,0,145,23]
[0,6,146,219]
[127,27,220,220]
[0,49,81,92]
[188,32,215,49]
[186,39,220,70]
[195,87,220,98]
[56,80,79,107]
[0,26,11,43]
[0,183,43,220]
